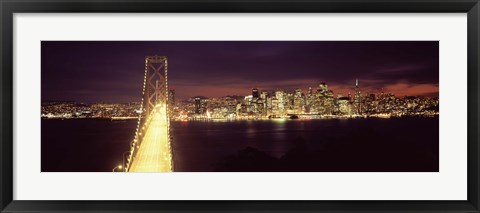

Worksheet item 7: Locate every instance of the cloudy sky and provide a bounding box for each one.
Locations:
[41,41,438,103]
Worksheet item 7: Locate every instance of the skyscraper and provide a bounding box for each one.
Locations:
[194,97,205,114]
[318,82,328,94]
[252,88,259,99]
[355,78,361,115]
[293,88,304,114]
[260,91,269,100]
[275,90,285,115]
[305,87,314,113]
[195,97,202,114]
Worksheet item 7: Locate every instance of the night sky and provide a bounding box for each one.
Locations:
[41,41,438,103]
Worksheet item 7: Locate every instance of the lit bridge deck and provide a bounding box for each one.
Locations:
[128,105,172,172]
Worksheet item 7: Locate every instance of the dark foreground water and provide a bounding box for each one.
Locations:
[41,117,439,172]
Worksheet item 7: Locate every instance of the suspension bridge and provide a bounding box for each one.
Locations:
[122,55,173,172]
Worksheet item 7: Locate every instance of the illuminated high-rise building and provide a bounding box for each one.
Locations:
[354,78,361,115]
[266,96,272,115]
[315,82,334,115]
[318,82,328,94]
[285,92,294,113]
[194,97,207,114]
[337,96,352,115]
[260,91,269,100]
[305,87,315,113]
[252,88,260,99]
[260,91,270,115]
[194,97,201,114]
[275,90,285,115]
[293,88,304,114]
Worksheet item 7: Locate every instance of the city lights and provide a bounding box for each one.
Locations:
[41,80,439,121]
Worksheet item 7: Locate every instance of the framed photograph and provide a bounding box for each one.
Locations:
[1,0,479,212]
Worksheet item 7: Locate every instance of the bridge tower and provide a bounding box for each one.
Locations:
[125,55,172,172]
[143,55,169,116]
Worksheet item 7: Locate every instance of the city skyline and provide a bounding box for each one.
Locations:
[42,80,439,120]
[41,41,439,102]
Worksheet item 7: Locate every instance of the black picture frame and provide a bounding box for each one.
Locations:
[1,0,479,212]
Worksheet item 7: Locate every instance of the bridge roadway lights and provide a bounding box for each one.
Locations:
[112,165,123,172]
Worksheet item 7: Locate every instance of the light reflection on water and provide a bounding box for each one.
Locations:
[42,117,439,172]
[170,118,438,171]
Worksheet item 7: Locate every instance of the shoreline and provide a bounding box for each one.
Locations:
[41,114,439,121]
